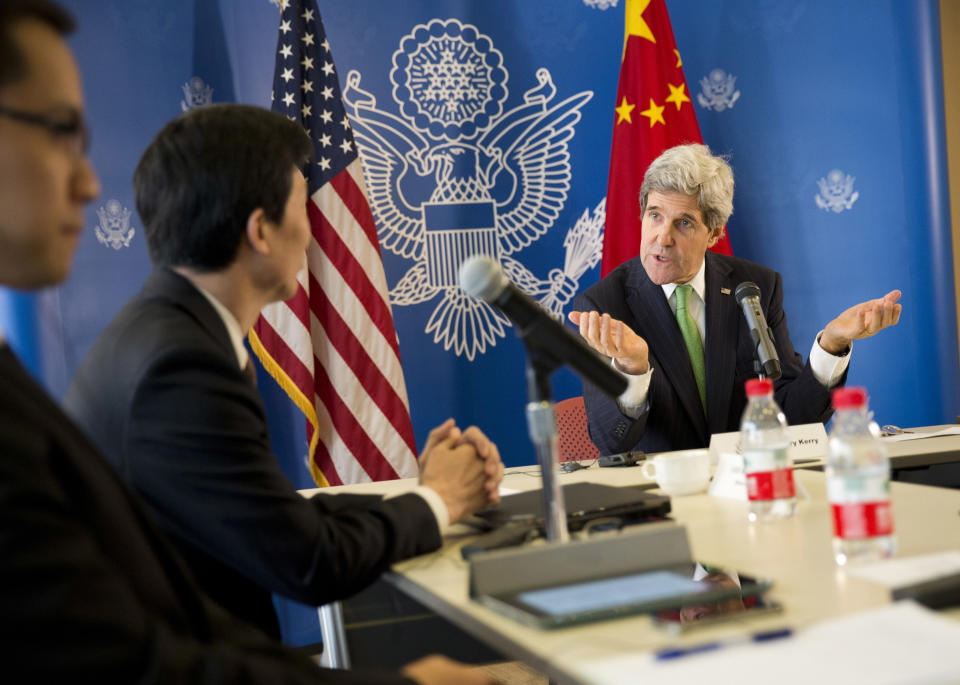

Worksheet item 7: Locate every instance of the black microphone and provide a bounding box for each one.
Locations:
[734,281,782,380]
[459,256,628,400]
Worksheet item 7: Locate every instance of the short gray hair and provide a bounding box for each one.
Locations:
[639,143,734,233]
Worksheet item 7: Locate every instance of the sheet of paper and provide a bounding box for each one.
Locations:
[578,601,960,684]
[846,551,960,588]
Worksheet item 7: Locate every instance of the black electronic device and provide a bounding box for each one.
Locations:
[463,482,670,559]
[460,521,539,560]
[476,482,670,531]
[477,561,773,629]
[891,572,960,610]
[598,451,645,467]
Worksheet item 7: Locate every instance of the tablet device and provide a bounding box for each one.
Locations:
[475,561,772,629]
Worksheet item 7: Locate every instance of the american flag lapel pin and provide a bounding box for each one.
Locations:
[721,287,731,295]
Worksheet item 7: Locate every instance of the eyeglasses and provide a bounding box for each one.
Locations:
[0,103,89,157]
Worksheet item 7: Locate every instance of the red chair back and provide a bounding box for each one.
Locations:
[554,396,601,462]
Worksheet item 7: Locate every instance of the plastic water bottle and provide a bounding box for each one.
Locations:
[740,378,796,521]
[826,387,895,565]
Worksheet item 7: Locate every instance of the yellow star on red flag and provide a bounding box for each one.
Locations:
[640,98,665,127]
[623,0,655,57]
[615,96,636,124]
[665,82,691,111]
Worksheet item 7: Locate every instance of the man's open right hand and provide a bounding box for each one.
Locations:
[569,310,650,375]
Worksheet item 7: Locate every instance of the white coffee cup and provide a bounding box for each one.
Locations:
[641,449,711,496]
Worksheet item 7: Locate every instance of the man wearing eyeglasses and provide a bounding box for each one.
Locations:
[0,2,490,683]
[0,4,94,286]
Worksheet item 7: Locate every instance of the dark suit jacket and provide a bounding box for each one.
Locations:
[65,267,441,638]
[0,344,411,683]
[574,252,842,455]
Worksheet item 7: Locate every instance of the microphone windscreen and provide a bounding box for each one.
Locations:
[459,255,506,302]
[734,281,761,304]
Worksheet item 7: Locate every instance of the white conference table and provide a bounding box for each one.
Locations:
[304,455,960,683]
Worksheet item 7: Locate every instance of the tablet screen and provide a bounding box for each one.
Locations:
[478,562,771,628]
[515,570,704,616]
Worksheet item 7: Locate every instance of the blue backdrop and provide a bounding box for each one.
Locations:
[2,0,955,645]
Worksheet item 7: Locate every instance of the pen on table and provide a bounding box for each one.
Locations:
[881,424,913,437]
[655,627,793,661]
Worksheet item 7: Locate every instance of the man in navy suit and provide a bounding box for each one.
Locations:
[65,104,504,640]
[0,1,489,682]
[570,144,902,455]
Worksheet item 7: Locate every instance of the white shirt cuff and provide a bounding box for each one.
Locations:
[810,331,851,389]
[613,359,653,419]
[391,485,450,535]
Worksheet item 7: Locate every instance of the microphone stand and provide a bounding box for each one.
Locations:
[523,338,570,544]
[750,330,781,380]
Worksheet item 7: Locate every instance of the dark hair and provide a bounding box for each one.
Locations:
[0,0,75,88]
[134,104,312,271]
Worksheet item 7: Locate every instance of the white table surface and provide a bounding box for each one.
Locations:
[302,460,960,683]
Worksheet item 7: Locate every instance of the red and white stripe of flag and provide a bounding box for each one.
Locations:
[251,160,418,486]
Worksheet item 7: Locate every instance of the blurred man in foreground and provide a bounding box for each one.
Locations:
[571,143,901,455]
[0,1,490,682]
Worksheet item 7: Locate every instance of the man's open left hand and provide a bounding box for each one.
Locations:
[820,289,902,355]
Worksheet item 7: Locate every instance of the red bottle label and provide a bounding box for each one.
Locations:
[831,501,894,539]
[746,468,796,501]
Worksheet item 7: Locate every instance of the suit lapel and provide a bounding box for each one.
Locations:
[624,260,708,440]
[704,252,739,435]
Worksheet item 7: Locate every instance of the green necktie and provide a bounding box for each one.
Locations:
[675,284,706,413]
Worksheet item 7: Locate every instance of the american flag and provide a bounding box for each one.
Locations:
[250,0,418,486]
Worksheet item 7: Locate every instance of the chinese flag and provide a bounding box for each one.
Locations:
[601,0,733,276]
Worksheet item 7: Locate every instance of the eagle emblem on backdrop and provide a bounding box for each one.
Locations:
[181,76,213,111]
[94,199,135,250]
[343,18,603,360]
[815,169,859,213]
[696,68,740,112]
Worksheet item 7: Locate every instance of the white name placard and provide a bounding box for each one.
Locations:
[708,422,828,463]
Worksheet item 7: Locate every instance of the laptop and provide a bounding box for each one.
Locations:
[472,481,670,532]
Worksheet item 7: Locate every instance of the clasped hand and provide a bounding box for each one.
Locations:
[418,419,504,524]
